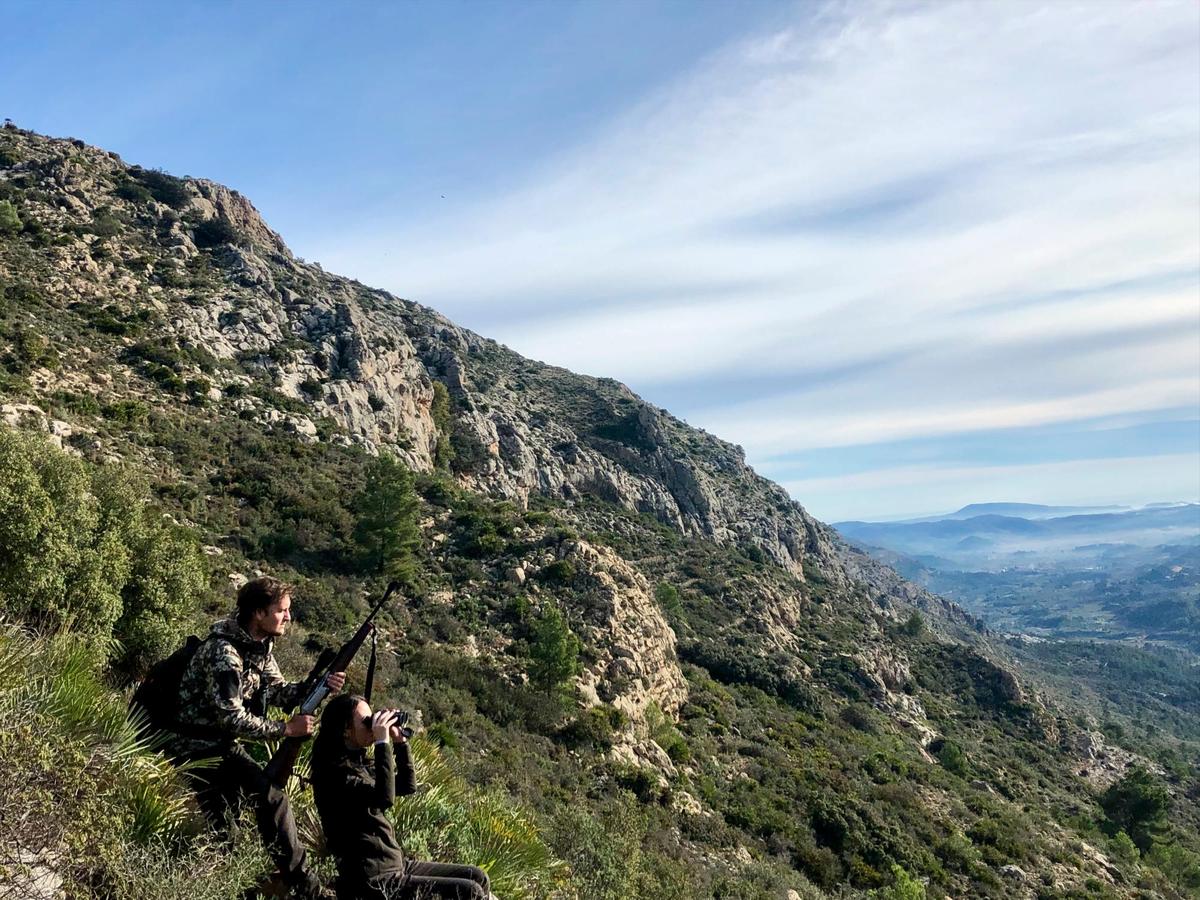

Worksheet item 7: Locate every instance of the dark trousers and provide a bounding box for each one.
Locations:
[345,861,490,900]
[184,744,309,885]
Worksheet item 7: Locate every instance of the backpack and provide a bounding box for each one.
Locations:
[129,635,207,737]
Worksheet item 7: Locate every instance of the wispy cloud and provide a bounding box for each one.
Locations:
[312,0,1200,518]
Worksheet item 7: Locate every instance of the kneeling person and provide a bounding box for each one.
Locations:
[171,576,346,899]
[311,694,491,900]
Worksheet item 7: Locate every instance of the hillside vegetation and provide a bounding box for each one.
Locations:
[1,124,1198,899]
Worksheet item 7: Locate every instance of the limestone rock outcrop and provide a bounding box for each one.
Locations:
[559,539,688,723]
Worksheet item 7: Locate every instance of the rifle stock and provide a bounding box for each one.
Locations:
[264,581,400,788]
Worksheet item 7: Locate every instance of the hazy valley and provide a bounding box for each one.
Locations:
[835,504,1200,655]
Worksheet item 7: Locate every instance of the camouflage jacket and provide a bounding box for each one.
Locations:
[170,616,306,757]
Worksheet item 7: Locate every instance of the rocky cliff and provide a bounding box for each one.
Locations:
[0,126,895,581]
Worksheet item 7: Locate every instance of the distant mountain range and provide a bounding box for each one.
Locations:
[835,503,1200,570]
[899,502,1131,522]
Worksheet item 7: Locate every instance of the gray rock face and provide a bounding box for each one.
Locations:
[189,179,291,256]
[1067,728,1161,789]
[0,128,853,587]
[1,403,80,454]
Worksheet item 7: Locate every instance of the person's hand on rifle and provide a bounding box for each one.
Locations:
[326,671,347,694]
[284,714,314,737]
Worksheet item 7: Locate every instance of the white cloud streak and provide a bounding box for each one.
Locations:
[310,0,1200,512]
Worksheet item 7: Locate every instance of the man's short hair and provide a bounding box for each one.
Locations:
[236,576,291,627]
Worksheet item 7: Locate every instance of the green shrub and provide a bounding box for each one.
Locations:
[934,739,970,777]
[739,541,768,564]
[869,864,926,899]
[449,422,490,475]
[452,505,519,559]
[1107,830,1138,864]
[0,427,207,669]
[52,390,102,417]
[654,581,682,617]
[795,842,842,888]
[934,830,979,872]
[3,327,58,373]
[863,751,909,784]
[102,400,150,426]
[537,560,575,585]
[87,205,125,238]
[900,611,925,637]
[966,813,1030,863]
[130,167,191,209]
[191,216,239,249]
[840,703,878,733]
[646,701,691,762]
[557,704,625,749]
[0,198,21,234]
[112,513,208,677]
[1145,842,1200,892]
[549,795,647,900]
[79,302,152,337]
[114,179,153,204]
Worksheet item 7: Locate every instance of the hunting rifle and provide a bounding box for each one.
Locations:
[264,580,400,787]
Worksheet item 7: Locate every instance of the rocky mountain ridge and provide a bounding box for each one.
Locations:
[0,124,986,637]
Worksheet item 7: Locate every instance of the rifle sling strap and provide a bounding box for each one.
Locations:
[364,628,378,702]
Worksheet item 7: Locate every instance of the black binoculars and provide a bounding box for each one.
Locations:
[365,709,414,739]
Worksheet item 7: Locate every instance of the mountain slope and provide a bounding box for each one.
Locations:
[2,124,1198,899]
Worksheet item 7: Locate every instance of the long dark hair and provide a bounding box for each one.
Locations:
[311,692,365,783]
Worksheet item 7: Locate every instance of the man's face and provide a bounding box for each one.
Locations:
[252,594,292,638]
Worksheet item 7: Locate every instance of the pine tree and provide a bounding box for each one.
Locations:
[353,453,421,586]
[529,602,581,694]
[1101,767,1170,852]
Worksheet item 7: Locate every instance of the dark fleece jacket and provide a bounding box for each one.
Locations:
[313,740,418,885]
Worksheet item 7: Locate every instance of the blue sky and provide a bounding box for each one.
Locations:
[5,0,1198,522]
